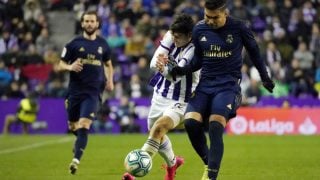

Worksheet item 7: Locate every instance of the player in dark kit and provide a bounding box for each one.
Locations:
[168,0,275,179]
[59,11,114,175]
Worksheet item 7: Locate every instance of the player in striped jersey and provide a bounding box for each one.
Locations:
[122,14,199,180]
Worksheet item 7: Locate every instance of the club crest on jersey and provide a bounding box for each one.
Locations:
[226,34,233,44]
[98,46,103,54]
[200,36,207,42]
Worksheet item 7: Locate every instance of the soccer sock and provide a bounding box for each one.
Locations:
[158,135,176,167]
[208,121,224,179]
[74,128,89,161]
[72,130,78,137]
[141,137,160,157]
[184,118,208,165]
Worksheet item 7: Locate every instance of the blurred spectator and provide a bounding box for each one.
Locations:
[23,0,42,23]
[0,28,19,54]
[97,0,111,22]
[36,28,55,55]
[4,81,25,98]
[73,0,89,35]
[114,96,140,133]
[278,0,293,30]
[243,79,261,106]
[285,58,310,97]
[229,0,251,20]
[0,60,12,96]
[92,100,112,133]
[129,74,142,98]
[2,91,39,134]
[133,55,153,97]
[293,41,314,71]
[310,23,320,67]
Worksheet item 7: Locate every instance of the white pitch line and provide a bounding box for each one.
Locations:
[0,137,73,155]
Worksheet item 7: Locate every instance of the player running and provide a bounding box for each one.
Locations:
[59,11,114,175]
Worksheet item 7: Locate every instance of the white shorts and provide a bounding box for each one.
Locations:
[147,94,187,130]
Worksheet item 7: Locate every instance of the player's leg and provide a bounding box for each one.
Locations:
[207,89,241,180]
[157,102,186,180]
[21,122,30,134]
[122,96,162,179]
[2,115,17,134]
[141,96,164,157]
[65,99,78,137]
[67,96,97,175]
[143,115,174,156]
[184,91,209,165]
[184,112,209,180]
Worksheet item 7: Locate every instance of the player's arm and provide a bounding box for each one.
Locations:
[104,60,114,91]
[150,31,171,71]
[58,59,83,72]
[169,29,202,80]
[59,46,83,72]
[241,22,275,93]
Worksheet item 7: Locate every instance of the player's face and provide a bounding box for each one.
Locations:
[81,14,99,36]
[172,32,191,48]
[204,8,227,29]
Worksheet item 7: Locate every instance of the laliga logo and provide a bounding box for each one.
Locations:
[229,116,248,135]
[229,116,296,135]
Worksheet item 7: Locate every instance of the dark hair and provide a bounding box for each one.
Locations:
[204,0,227,10]
[80,11,99,23]
[170,14,194,35]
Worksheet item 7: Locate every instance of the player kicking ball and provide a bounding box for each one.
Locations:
[122,13,199,180]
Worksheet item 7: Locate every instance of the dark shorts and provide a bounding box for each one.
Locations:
[186,86,242,120]
[65,95,100,122]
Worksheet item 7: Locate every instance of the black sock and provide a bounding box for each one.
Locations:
[184,118,208,165]
[208,121,224,179]
[72,130,78,137]
[74,128,89,161]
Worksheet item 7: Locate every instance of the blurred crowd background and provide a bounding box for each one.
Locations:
[0,0,319,107]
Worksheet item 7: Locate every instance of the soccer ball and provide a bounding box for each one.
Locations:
[124,149,152,177]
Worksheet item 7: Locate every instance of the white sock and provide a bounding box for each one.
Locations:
[72,158,80,164]
[141,137,160,157]
[158,135,176,167]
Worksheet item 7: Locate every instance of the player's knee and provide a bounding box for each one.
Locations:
[153,121,170,135]
[79,118,92,129]
[184,118,201,130]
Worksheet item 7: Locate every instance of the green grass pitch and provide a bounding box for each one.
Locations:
[0,134,319,180]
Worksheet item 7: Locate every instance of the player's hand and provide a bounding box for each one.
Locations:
[170,66,180,81]
[105,80,114,91]
[156,54,168,73]
[70,58,83,72]
[262,77,275,93]
[167,55,177,72]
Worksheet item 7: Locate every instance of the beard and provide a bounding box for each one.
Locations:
[83,27,97,36]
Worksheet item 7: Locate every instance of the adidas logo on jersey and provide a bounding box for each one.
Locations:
[200,36,207,41]
[79,47,85,52]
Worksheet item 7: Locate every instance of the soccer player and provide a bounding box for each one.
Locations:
[169,0,275,180]
[122,14,199,180]
[59,11,114,175]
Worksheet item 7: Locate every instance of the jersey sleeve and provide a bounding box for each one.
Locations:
[150,31,173,70]
[240,22,269,79]
[60,42,72,62]
[102,41,111,62]
[178,45,195,67]
[190,27,203,72]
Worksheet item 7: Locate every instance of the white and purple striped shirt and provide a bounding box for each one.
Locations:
[149,31,200,102]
